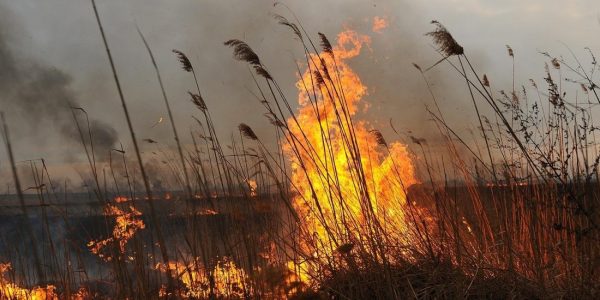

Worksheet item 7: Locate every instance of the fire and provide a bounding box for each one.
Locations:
[0,263,57,300]
[113,196,129,203]
[247,179,258,197]
[71,288,91,300]
[197,208,218,216]
[286,30,416,270]
[157,257,251,298]
[88,204,145,261]
[372,16,388,33]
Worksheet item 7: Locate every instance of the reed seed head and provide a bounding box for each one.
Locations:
[189,92,207,111]
[239,123,258,140]
[254,65,273,80]
[224,39,261,66]
[272,14,302,38]
[426,20,463,56]
[318,32,333,56]
[506,45,514,57]
[483,74,490,87]
[370,130,388,147]
[172,49,193,72]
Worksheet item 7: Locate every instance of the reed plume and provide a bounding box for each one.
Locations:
[370,129,388,147]
[238,123,258,140]
[318,32,333,55]
[506,45,514,57]
[426,20,463,56]
[272,13,302,39]
[173,49,193,72]
[189,92,207,111]
[253,65,273,80]
[224,40,261,66]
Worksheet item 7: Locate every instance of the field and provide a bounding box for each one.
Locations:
[1,3,600,300]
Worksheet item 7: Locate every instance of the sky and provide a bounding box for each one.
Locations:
[0,0,598,188]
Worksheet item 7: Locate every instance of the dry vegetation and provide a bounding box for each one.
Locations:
[0,3,599,300]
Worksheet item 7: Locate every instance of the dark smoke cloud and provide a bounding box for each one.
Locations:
[0,3,117,162]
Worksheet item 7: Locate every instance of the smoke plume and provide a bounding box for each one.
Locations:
[0,3,117,162]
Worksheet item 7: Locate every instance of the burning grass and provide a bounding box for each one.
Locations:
[87,203,145,262]
[0,263,57,300]
[156,257,252,299]
[0,6,599,300]
[283,29,417,276]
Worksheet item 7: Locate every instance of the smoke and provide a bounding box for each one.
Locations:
[0,0,504,186]
[0,3,117,162]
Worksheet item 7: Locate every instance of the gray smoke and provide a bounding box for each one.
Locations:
[0,3,117,162]
[0,0,519,185]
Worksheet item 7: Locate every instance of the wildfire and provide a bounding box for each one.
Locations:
[87,204,145,261]
[372,16,389,33]
[247,179,258,197]
[0,263,57,300]
[197,208,219,216]
[113,196,129,203]
[286,29,416,271]
[157,257,251,298]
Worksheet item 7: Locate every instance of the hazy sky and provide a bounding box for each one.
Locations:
[0,0,598,186]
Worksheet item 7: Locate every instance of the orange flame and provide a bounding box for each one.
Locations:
[286,30,416,272]
[88,204,145,261]
[247,179,258,197]
[157,257,251,298]
[113,196,129,203]
[372,16,389,33]
[0,263,57,300]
